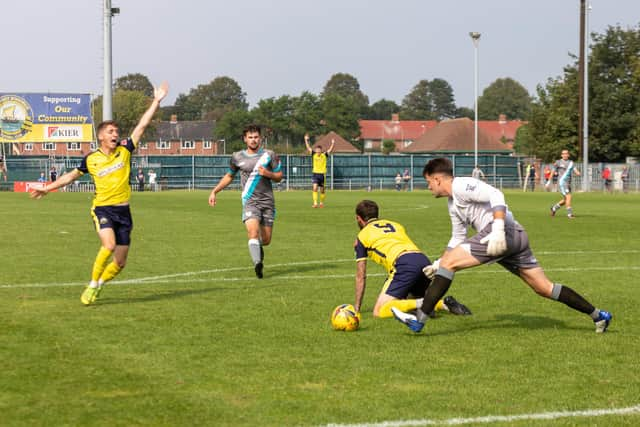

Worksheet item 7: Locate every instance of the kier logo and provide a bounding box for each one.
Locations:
[46,125,82,140]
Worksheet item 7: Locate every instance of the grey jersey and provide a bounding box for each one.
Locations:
[553,159,575,184]
[229,149,282,205]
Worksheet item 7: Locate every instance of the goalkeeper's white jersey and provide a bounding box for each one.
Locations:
[446,177,516,249]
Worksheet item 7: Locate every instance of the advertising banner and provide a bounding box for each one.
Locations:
[0,93,94,143]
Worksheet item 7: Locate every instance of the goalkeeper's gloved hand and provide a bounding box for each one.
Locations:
[422,258,440,280]
[480,219,507,256]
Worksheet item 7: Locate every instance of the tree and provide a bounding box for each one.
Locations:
[321,73,370,117]
[114,73,154,97]
[455,106,475,119]
[214,109,254,152]
[529,24,640,162]
[367,99,400,120]
[513,124,536,156]
[320,93,361,141]
[381,139,396,155]
[92,90,156,138]
[477,78,532,121]
[175,76,248,121]
[290,91,323,140]
[400,78,456,120]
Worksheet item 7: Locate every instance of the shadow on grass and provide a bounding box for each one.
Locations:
[97,285,235,305]
[396,313,595,337]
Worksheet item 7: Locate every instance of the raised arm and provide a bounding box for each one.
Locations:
[327,138,335,154]
[304,133,312,154]
[130,81,169,145]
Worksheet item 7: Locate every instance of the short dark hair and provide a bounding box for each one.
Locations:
[243,124,261,137]
[356,200,379,221]
[423,158,454,177]
[96,120,119,135]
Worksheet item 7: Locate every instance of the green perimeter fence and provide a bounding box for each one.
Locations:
[2,154,639,192]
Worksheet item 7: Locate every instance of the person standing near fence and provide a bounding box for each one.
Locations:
[305,133,334,208]
[30,81,169,305]
[148,169,157,191]
[550,149,581,219]
[621,166,629,193]
[136,168,145,192]
[208,124,283,279]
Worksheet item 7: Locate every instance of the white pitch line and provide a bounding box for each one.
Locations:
[1,264,639,290]
[323,404,640,427]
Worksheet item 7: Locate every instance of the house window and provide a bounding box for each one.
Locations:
[204,140,212,149]
[156,140,171,150]
[43,143,56,151]
[181,140,195,149]
[364,141,373,149]
[24,143,34,151]
[138,141,147,150]
[90,142,97,150]
[67,142,81,151]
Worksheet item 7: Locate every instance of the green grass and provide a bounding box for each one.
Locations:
[1,189,639,426]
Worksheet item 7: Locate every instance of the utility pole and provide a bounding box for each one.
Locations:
[103,1,119,120]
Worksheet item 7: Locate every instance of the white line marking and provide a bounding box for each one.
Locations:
[1,248,639,290]
[323,404,640,427]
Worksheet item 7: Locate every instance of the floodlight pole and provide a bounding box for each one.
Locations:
[103,0,119,121]
[470,32,481,168]
[580,1,591,191]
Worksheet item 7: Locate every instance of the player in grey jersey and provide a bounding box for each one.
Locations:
[392,157,611,334]
[208,125,283,278]
[550,149,581,218]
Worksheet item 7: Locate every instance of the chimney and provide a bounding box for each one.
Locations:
[498,114,507,124]
[170,114,178,124]
[391,113,400,122]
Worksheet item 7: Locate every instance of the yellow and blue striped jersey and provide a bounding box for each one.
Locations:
[312,152,328,174]
[354,219,422,273]
[76,138,135,207]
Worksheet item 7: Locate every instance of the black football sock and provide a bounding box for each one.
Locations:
[418,268,454,321]
[551,283,595,315]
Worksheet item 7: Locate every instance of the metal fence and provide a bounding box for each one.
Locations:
[2,154,639,193]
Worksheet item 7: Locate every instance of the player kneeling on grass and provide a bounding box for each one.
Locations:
[353,200,471,320]
[391,157,612,334]
[30,82,169,306]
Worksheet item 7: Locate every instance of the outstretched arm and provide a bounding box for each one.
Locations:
[30,169,82,199]
[130,81,169,146]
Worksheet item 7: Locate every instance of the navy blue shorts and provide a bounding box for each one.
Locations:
[91,205,133,245]
[312,173,325,186]
[382,252,432,299]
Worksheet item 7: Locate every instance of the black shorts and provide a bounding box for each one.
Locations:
[312,173,325,186]
[91,205,133,245]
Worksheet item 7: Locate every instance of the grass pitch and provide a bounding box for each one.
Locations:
[1,189,639,426]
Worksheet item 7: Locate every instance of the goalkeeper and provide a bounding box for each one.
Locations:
[392,157,612,334]
[353,199,471,319]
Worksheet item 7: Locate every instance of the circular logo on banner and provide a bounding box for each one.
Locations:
[0,95,34,140]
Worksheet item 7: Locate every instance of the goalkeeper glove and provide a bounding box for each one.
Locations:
[422,258,440,280]
[480,219,507,256]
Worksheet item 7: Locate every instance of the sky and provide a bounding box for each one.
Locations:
[3,1,639,111]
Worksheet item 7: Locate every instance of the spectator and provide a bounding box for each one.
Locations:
[471,165,485,181]
[621,166,629,193]
[148,169,157,191]
[395,173,402,191]
[402,169,411,191]
[50,166,57,182]
[37,172,46,183]
[602,166,612,193]
[543,165,552,191]
[136,168,145,192]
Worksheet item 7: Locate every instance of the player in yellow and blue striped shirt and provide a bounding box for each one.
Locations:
[353,200,471,319]
[31,81,169,305]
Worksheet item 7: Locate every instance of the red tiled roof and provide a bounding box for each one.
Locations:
[477,120,524,143]
[402,118,514,153]
[314,131,360,153]
[359,119,437,141]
